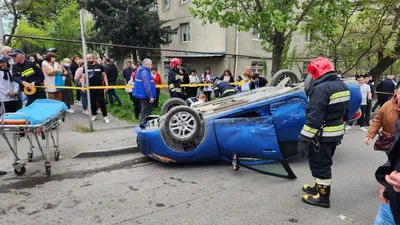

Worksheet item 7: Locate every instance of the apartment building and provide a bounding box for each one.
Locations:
[157,0,312,80]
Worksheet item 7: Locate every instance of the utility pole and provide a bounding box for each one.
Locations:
[80,8,94,132]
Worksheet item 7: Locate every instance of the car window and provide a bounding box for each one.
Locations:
[238,158,296,179]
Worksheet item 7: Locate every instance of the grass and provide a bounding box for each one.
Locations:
[72,124,92,133]
[107,89,170,124]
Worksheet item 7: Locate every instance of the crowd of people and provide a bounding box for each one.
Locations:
[130,57,269,127]
[1,45,400,223]
[0,46,141,124]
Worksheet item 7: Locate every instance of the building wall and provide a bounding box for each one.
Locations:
[157,0,310,82]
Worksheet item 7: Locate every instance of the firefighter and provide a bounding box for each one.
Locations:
[185,93,200,106]
[167,58,183,99]
[212,77,236,98]
[299,57,350,208]
[10,50,46,106]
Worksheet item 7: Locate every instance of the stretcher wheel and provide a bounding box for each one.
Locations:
[54,151,60,161]
[45,162,52,175]
[14,166,26,176]
[41,133,45,140]
[27,152,33,162]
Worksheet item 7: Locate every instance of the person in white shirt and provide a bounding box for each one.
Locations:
[202,67,213,101]
[357,75,372,131]
[190,94,206,107]
[188,69,199,98]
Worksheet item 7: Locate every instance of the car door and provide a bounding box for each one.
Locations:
[213,92,307,179]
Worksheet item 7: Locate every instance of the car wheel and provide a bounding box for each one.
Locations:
[161,98,188,115]
[162,106,201,143]
[271,69,299,87]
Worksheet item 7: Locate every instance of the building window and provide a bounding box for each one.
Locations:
[181,23,191,42]
[252,61,264,76]
[162,26,172,43]
[164,0,170,8]
[164,61,170,78]
[252,29,261,40]
[181,0,188,3]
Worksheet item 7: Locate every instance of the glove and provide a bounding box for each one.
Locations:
[297,137,314,157]
[337,140,341,146]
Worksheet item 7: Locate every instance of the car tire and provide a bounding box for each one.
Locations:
[271,69,299,87]
[161,98,188,115]
[162,106,202,143]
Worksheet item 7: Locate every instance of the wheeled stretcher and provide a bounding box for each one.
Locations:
[0,99,67,176]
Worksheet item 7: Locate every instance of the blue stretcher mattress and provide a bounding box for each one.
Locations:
[3,99,67,125]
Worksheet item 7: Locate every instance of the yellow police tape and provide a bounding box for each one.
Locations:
[22,81,246,95]
[22,82,397,96]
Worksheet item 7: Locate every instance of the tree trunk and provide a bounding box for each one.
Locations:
[333,46,338,70]
[5,15,18,46]
[271,32,285,76]
[369,57,397,81]
[369,33,400,81]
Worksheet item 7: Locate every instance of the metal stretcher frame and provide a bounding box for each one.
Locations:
[0,110,66,176]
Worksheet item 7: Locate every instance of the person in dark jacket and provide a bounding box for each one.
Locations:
[133,58,156,128]
[212,77,236,98]
[374,120,400,224]
[104,57,122,106]
[373,74,396,112]
[180,68,190,99]
[299,57,350,208]
[168,58,183,99]
[220,69,235,85]
[363,74,375,126]
[250,73,268,90]
[122,61,134,84]
[70,55,80,104]
[10,50,46,106]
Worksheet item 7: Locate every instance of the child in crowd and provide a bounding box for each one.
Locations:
[190,94,206,107]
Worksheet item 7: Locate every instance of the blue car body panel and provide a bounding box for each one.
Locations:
[137,81,361,164]
[137,121,221,163]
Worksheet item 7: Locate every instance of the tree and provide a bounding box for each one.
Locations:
[189,0,322,75]
[10,1,86,59]
[82,0,174,62]
[11,20,48,54]
[3,0,35,45]
[45,1,83,59]
[304,0,400,79]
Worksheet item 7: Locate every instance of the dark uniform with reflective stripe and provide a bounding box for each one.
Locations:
[168,67,183,99]
[11,60,46,106]
[185,97,198,106]
[299,72,350,179]
[213,80,236,98]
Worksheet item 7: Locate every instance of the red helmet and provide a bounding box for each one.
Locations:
[170,58,182,68]
[307,57,335,80]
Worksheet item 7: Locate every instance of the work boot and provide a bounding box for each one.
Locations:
[0,170,7,176]
[302,180,318,195]
[302,183,331,208]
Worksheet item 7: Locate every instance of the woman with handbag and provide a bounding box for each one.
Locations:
[42,52,64,101]
[366,92,400,152]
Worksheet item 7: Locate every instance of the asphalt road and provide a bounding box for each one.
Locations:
[0,126,387,225]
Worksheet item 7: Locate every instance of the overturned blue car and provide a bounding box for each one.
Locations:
[136,71,362,179]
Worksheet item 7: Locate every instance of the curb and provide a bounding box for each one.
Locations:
[72,145,140,159]
[95,125,136,132]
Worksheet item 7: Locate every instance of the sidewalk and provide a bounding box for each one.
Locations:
[0,102,139,175]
